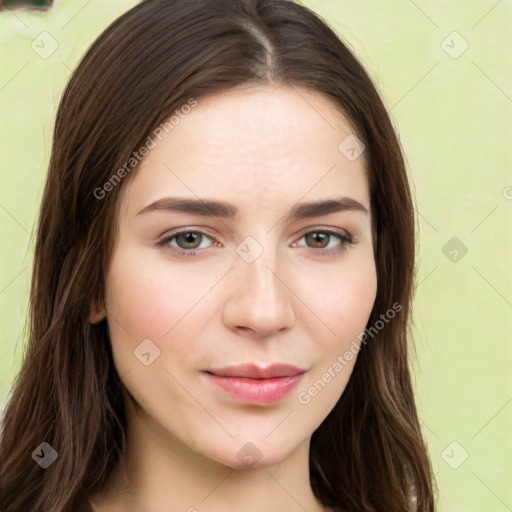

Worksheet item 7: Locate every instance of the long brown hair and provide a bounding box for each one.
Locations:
[0,1,435,510]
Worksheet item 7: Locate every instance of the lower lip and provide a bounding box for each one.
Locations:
[202,372,304,404]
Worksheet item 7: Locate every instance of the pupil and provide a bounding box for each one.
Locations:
[308,232,328,248]
[179,233,200,248]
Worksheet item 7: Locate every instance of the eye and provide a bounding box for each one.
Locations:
[156,230,221,258]
[292,228,354,254]
[156,227,355,259]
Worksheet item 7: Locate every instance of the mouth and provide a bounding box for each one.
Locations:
[202,363,306,404]
[204,363,305,380]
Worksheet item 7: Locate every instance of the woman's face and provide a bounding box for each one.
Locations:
[98,85,377,469]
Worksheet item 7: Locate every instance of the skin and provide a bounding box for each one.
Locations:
[88,84,377,512]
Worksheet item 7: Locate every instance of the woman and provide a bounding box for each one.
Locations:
[0,0,435,510]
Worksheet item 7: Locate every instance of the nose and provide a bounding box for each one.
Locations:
[221,245,296,339]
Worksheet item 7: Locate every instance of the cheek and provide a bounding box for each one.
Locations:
[105,267,171,339]
[105,249,210,336]
[295,255,377,349]
[104,250,226,372]
[293,259,376,412]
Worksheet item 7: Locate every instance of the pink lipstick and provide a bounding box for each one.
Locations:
[202,363,305,404]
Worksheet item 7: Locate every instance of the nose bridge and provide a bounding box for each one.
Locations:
[222,235,295,336]
[236,236,280,302]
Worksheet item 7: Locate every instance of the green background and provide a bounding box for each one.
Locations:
[0,1,511,510]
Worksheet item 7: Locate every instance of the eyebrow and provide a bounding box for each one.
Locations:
[136,196,369,221]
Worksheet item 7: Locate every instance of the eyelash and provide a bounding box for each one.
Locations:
[156,228,355,258]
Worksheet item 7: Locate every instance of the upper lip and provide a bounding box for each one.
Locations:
[204,363,305,380]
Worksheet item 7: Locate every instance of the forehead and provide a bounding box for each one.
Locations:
[121,85,369,215]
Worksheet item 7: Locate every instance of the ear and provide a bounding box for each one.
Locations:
[87,297,106,324]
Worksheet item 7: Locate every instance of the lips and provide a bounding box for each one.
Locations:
[204,363,305,380]
[202,364,306,404]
